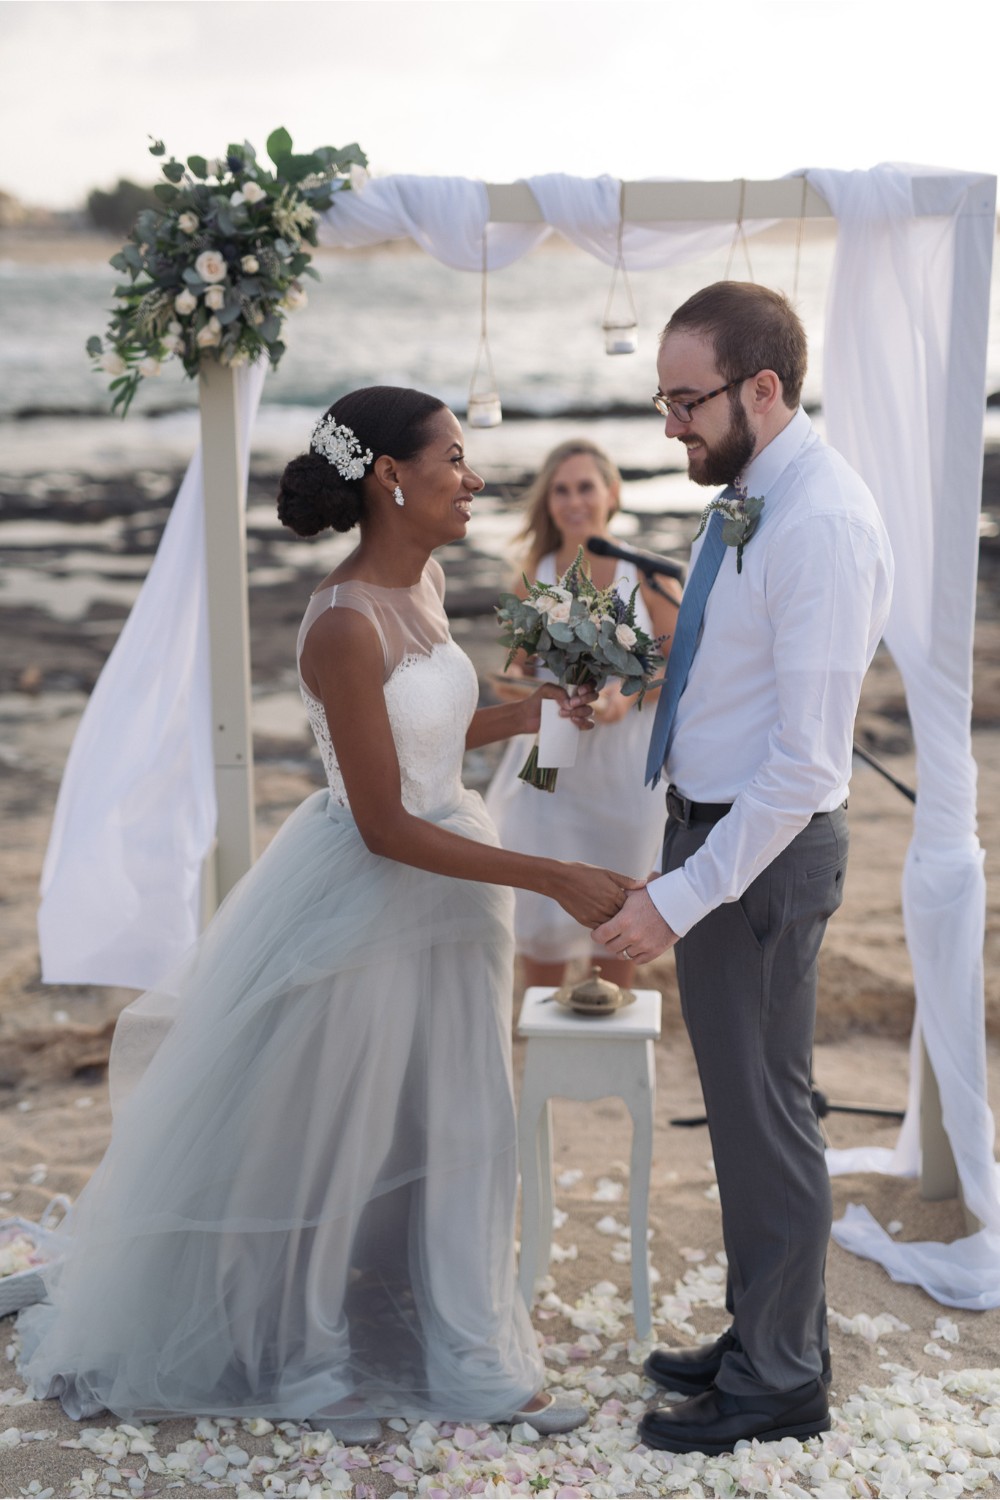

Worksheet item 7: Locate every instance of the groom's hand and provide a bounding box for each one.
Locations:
[592,886,678,964]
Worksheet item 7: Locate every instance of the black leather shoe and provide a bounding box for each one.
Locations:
[638,1379,830,1455]
[643,1329,832,1395]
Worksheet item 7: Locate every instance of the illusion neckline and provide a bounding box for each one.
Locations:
[310,573,428,599]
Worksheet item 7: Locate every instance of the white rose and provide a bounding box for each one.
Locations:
[99,351,126,376]
[138,357,162,377]
[240,254,259,274]
[167,320,182,335]
[349,164,369,193]
[547,600,571,624]
[204,285,226,311]
[194,249,227,283]
[282,283,308,311]
[162,335,183,355]
[229,191,245,207]
[174,289,197,316]
[241,181,267,204]
[177,211,199,235]
[196,317,222,349]
[615,623,637,649]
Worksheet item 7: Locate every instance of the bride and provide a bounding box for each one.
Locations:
[18,385,641,1443]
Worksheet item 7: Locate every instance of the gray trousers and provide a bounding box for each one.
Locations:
[663,803,848,1396]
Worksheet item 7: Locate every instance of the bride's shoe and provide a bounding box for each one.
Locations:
[304,1411,383,1445]
[509,1392,588,1434]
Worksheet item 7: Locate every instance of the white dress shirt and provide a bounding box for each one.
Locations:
[647,406,894,938]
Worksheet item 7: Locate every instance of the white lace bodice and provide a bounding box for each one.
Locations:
[297,561,480,819]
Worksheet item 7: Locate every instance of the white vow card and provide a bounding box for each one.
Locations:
[536,697,580,769]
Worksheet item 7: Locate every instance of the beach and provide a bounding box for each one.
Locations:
[2,228,1000,1497]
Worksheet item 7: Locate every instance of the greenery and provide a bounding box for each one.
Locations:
[87,128,367,416]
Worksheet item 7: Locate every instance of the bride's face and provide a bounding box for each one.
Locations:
[401,409,484,543]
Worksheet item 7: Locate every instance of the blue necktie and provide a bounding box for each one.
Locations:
[644,504,729,788]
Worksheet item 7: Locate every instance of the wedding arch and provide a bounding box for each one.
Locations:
[36,163,999,1307]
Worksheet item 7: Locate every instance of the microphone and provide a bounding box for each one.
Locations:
[587,535,685,584]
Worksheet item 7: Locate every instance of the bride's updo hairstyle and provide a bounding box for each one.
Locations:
[277,385,447,537]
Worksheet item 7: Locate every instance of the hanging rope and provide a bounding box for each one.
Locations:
[724,178,755,282]
[792,173,808,303]
[467,227,501,424]
[602,181,639,348]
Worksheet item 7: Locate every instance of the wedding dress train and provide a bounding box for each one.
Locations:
[18,559,545,1422]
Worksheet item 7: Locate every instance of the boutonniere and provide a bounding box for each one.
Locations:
[691,478,764,574]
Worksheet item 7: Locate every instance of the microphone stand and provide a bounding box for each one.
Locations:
[631,558,682,602]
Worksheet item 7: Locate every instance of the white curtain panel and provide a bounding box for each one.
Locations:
[521,172,775,269]
[318,173,550,269]
[811,164,1000,1304]
[37,361,267,989]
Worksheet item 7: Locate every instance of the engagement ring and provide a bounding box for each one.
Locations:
[622,946,632,959]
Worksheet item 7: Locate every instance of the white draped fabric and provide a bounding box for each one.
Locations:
[810,165,1000,1305]
[38,361,267,988]
[37,167,997,1306]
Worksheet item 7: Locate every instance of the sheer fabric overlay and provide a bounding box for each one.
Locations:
[18,559,544,1422]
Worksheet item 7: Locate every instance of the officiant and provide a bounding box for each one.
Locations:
[594,282,894,1455]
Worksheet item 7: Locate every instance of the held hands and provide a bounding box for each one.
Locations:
[521,681,598,736]
[591,884,678,965]
[550,865,646,929]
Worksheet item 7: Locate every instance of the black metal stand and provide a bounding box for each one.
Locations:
[670,1082,905,1129]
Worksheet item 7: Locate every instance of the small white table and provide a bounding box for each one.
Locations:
[516,985,662,1338]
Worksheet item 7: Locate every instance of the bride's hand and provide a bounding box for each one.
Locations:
[547,865,646,928]
[520,682,598,735]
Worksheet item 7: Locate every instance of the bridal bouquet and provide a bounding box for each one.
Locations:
[87,127,367,416]
[495,548,662,791]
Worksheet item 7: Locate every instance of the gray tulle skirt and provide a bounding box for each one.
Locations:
[18,788,543,1422]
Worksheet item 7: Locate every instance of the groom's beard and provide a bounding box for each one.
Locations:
[685,399,757,487]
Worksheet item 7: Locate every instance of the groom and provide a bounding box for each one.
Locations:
[594,282,893,1455]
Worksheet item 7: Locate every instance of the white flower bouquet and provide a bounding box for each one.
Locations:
[0,1196,70,1316]
[495,547,662,791]
[87,127,368,415]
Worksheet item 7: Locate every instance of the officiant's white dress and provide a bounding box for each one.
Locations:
[486,555,664,962]
[18,557,544,1422]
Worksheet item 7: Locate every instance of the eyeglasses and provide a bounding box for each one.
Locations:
[652,375,754,424]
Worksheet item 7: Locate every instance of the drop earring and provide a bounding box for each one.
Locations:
[393,485,405,507]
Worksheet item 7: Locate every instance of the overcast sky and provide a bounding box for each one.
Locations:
[2,0,998,209]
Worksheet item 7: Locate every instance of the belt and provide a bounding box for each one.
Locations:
[665,784,847,828]
[665,786,731,825]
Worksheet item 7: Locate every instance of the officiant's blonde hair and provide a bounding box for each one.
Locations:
[515,439,621,578]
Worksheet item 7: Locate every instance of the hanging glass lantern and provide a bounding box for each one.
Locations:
[467,234,502,428]
[602,182,638,355]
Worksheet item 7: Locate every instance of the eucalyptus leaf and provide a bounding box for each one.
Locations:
[266,127,294,165]
[268,339,286,363]
[162,159,185,184]
[259,314,281,342]
[216,300,243,326]
[148,138,165,157]
[153,183,179,205]
[86,336,103,356]
[187,155,208,179]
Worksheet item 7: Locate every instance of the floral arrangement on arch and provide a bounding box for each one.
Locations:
[495,547,663,790]
[87,127,368,416]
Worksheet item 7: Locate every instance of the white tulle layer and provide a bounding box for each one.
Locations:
[18,788,544,1423]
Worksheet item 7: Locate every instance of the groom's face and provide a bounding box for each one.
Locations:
[656,330,757,487]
